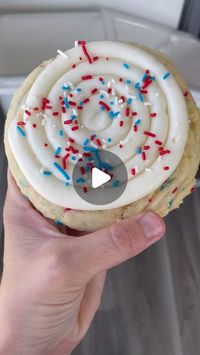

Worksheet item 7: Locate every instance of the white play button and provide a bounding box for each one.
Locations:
[92,167,111,189]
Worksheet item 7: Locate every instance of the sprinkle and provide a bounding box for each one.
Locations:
[163,72,170,80]
[125,107,130,117]
[69,100,76,106]
[168,199,173,208]
[44,143,48,147]
[83,138,90,146]
[119,120,124,127]
[112,180,120,187]
[42,170,52,176]
[52,111,59,116]
[32,123,37,128]
[62,153,70,169]
[126,80,132,85]
[172,187,178,194]
[142,72,148,82]
[159,149,171,156]
[62,85,71,91]
[163,166,169,171]
[64,119,72,125]
[53,162,70,180]
[83,186,88,193]
[134,124,137,132]
[150,113,157,117]
[71,156,77,161]
[72,64,76,69]
[132,111,138,116]
[191,187,195,193]
[140,89,148,94]
[80,167,85,175]
[137,147,142,154]
[135,119,141,126]
[144,131,156,138]
[99,101,110,112]
[93,56,99,61]
[155,140,162,146]
[59,129,64,136]
[81,42,92,64]
[137,92,144,102]
[57,49,68,58]
[123,63,130,69]
[96,139,102,147]
[55,146,61,156]
[91,88,98,95]
[131,168,136,176]
[71,114,77,120]
[127,98,132,104]
[17,126,26,137]
[142,152,146,161]
[109,111,120,118]
[82,75,93,80]
[107,138,112,143]
[25,109,31,116]
[143,145,150,150]
[83,98,90,104]
[142,79,152,89]
[17,121,25,126]
[64,98,69,108]
[184,91,188,97]
[71,125,79,131]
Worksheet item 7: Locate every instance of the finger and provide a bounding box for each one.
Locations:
[77,271,106,337]
[73,212,165,278]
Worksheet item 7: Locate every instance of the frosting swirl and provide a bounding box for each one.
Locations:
[8,41,189,210]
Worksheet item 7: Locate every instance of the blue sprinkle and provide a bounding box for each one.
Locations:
[151,76,156,81]
[76,178,85,183]
[55,146,61,156]
[71,114,77,120]
[85,166,90,172]
[59,129,64,136]
[66,182,70,186]
[137,147,142,154]
[71,156,77,161]
[55,219,63,225]
[100,106,105,111]
[100,94,104,99]
[137,92,144,102]
[135,119,141,126]
[107,138,112,142]
[110,101,114,105]
[127,98,132,105]
[83,138,90,146]
[112,180,120,187]
[123,63,130,69]
[101,162,113,170]
[142,72,148,82]
[53,162,70,180]
[109,111,120,118]
[163,72,170,80]
[88,156,94,162]
[64,97,69,108]
[84,146,98,152]
[62,85,71,90]
[17,126,26,137]
[134,82,140,89]
[79,100,84,106]
[126,79,131,84]
[42,170,52,176]
[101,81,105,85]
[76,87,82,92]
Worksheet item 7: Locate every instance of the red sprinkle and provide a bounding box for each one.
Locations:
[140,89,148,94]
[144,145,150,150]
[44,143,48,147]
[80,167,85,175]
[148,198,153,203]
[93,56,99,61]
[90,134,96,141]
[134,124,137,132]
[119,120,124,127]
[191,187,195,193]
[25,110,31,116]
[71,125,79,131]
[99,77,104,81]
[132,112,137,116]
[17,121,25,126]
[45,105,53,109]
[77,106,83,110]
[68,137,75,143]
[155,140,162,146]
[144,131,156,138]
[82,75,93,80]
[81,42,93,64]
[131,168,136,176]
[125,107,130,117]
[142,78,152,89]
[64,120,72,125]
[150,113,157,117]
[163,166,169,171]
[62,153,70,169]
[52,111,59,116]
[184,91,188,97]
[91,88,98,94]
[69,101,76,106]
[142,152,146,161]
[33,107,39,111]
[83,186,88,193]
[172,187,178,194]
[69,93,73,98]
[83,98,90,104]
[107,88,112,94]
[119,78,123,82]
[61,107,66,113]
[96,139,102,147]
[32,123,37,128]
[99,101,111,112]
[72,64,76,69]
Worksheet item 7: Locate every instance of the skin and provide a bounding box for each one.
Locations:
[0,171,165,355]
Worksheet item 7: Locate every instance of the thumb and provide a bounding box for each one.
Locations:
[77,212,165,278]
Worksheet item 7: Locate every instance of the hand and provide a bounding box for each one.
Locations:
[0,170,165,355]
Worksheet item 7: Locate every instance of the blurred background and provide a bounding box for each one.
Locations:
[0,1,200,354]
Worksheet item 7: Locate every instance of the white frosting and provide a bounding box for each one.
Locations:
[8,41,189,210]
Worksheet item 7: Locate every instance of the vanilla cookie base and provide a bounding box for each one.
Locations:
[4,43,200,231]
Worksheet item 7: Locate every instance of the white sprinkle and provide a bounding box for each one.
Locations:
[72,109,77,116]
[118,99,123,104]
[144,102,152,106]
[107,81,112,88]
[41,119,46,126]
[57,49,68,58]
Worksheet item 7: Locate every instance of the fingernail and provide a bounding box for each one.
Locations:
[139,212,164,239]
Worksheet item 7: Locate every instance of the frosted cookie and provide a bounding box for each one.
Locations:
[4,41,200,231]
